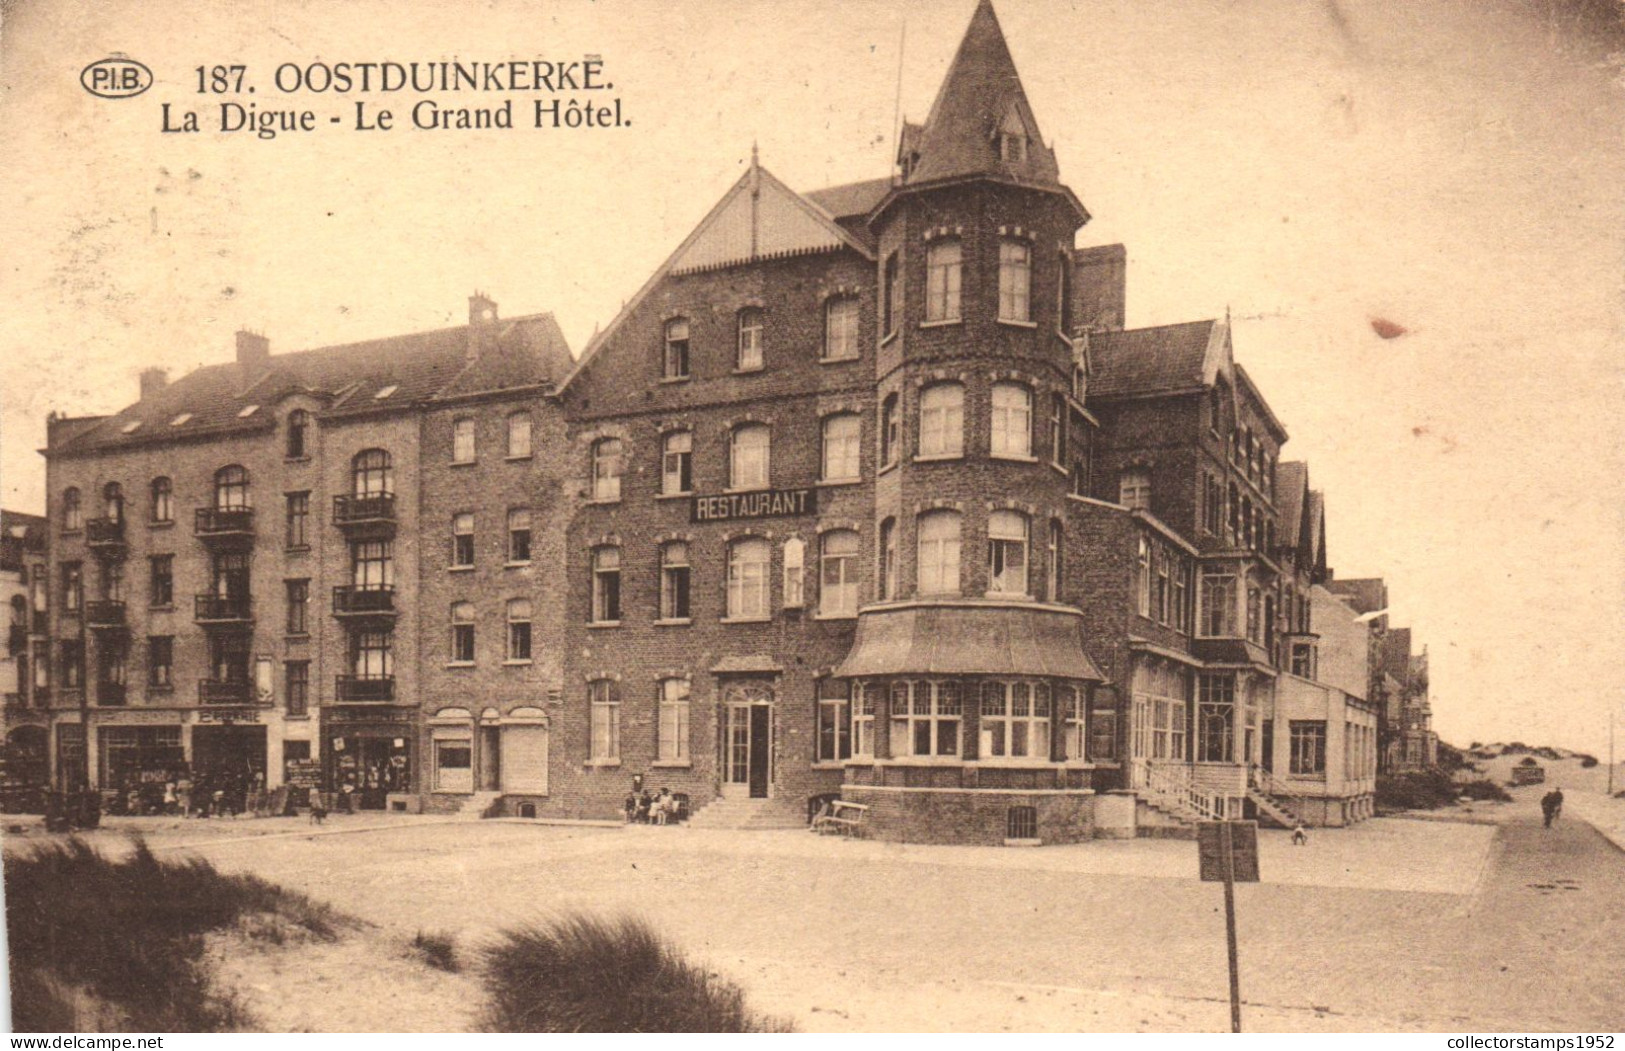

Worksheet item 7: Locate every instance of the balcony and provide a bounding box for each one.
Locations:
[335,674,395,702]
[332,493,397,537]
[84,600,128,631]
[194,507,255,544]
[85,517,127,557]
[194,594,254,627]
[332,584,397,619]
[198,678,253,705]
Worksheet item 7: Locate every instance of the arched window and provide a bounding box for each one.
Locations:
[998,240,1031,322]
[663,317,690,380]
[450,601,476,663]
[729,424,770,490]
[62,488,81,532]
[352,449,393,496]
[661,431,693,495]
[149,477,173,523]
[213,466,249,510]
[990,383,1033,458]
[917,510,962,596]
[659,542,691,620]
[102,482,124,523]
[879,394,900,467]
[918,383,964,458]
[726,537,771,619]
[878,517,898,601]
[591,547,621,623]
[821,414,860,481]
[823,296,859,361]
[925,239,962,322]
[286,409,309,459]
[507,412,532,459]
[1119,469,1151,511]
[591,438,624,501]
[820,529,860,616]
[736,308,764,371]
[987,511,1029,596]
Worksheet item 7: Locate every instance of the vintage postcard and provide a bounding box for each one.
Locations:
[2,0,1623,1036]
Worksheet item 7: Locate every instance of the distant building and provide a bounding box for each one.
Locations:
[1327,578,1437,772]
[2,510,50,805]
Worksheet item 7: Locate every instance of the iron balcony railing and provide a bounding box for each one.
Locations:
[333,492,396,526]
[84,600,128,630]
[198,678,253,704]
[334,674,395,702]
[194,594,253,624]
[194,506,255,538]
[332,585,397,617]
[85,517,127,550]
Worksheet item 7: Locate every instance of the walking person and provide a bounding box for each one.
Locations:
[1540,789,1560,828]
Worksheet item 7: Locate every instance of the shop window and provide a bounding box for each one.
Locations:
[453,418,477,464]
[998,240,1031,322]
[918,383,964,458]
[659,542,691,620]
[591,438,623,502]
[816,679,851,762]
[662,431,693,495]
[450,602,476,664]
[507,412,532,459]
[819,530,859,616]
[591,546,621,623]
[916,510,962,596]
[736,308,764,371]
[729,424,770,490]
[727,537,770,620]
[150,477,173,523]
[824,296,859,361]
[507,599,532,661]
[987,511,1029,597]
[451,513,475,568]
[657,678,690,762]
[821,414,861,481]
[434,739,473,792]
[891,680,961,758]
[507,509,532,564]
[925,239,962,322]
[589,680,620,760]
[663,318,690,380]
[990,383,1032,458]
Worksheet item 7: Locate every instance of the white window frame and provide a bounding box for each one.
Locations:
[819,529,860,617]
[660,541,691,621]
[917,510,962,596]
[925,240,963,323]
[453,418,476,464]
[736,309,764,371]
[591,546,621,624]
[663,318,690,380]
[589,680,620,761]
[918,383,964,458]
[821,414,861,482]
[729,424,770,491]
[823,296,859,361]
[726,537,771,620]
[591,438,623,502]
[979,680,1052,760]
[661,431,693,495]
[990,383,1033,458]
[998,240,1032,322]
[890,680,963,758]
[987,511,1029,597]
[657,678,691,762]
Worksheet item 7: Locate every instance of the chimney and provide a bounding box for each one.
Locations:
[236,329,270,374]
[1073,243,1127,334]
[139,367,169,400]
[467,292,498,360]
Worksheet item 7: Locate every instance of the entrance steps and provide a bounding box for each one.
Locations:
[453,791,502,820]
[685,795,806,831]
[1134,797,1199,840]
[1246,788,1303,829]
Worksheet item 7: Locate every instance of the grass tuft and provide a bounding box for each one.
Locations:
[5,836,344,1032]
[481,913,792,1033]
[412,929,461,972]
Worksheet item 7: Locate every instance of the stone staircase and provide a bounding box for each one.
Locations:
[454,791,503,820]
[684,795,806,831]
[1246,770,1306,829]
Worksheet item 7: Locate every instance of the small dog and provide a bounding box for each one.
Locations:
[1291,823,1308,846]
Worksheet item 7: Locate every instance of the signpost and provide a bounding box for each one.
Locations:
[1198,819,1259,1033]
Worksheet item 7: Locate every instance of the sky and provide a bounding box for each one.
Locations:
[3,0,1623,756]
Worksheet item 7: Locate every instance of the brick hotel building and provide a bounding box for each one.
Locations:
[34,0,1390,839]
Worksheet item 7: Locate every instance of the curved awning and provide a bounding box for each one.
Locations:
[834,601,1105,682]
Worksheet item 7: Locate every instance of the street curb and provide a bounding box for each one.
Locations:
[1564,799,1625,854]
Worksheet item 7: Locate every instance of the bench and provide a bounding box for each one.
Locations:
[811,800,869,838]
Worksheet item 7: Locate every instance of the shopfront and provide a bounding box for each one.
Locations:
[324,706,414,809]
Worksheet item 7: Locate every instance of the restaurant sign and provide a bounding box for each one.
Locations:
[691,488,816,523]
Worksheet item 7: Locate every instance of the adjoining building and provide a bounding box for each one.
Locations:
[2,511,50,808]
[40,303,573,809]
[1326,577,1438,773]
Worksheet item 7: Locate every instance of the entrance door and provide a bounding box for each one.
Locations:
[721,682,773,799]
[480,726,501,791]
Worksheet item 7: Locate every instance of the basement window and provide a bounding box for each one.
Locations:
[169,413,192,427]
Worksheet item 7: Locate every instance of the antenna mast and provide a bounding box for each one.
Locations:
[891,15,907,181]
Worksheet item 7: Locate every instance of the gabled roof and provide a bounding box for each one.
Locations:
[1276,461,1309,548]
[51,314,569,456]
[667,161,874,276]
[905,0,1061,188]
[1089,320,1219,398]
[804,177,893,222]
